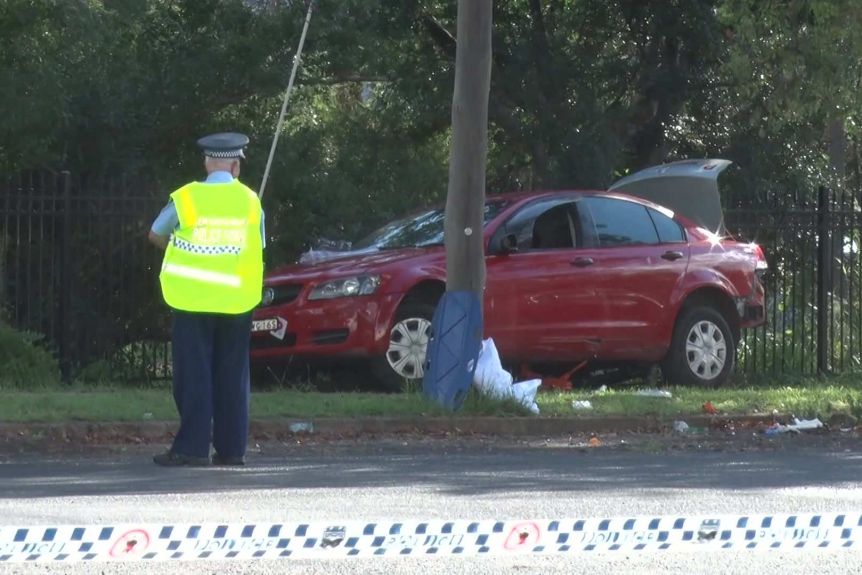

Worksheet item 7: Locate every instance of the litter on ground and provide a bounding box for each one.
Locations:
[473,338,541,414]
[634,389,673,399]
[764,417,824,435]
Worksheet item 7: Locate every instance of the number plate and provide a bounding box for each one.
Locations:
[252,319,280,332]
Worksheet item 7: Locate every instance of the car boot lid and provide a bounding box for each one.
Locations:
[608,159,731,233]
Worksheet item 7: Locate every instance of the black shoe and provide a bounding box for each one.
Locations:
[212,454,246,466]
[153,451,211,467]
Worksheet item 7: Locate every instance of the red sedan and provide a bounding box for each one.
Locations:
[251,159,766,388]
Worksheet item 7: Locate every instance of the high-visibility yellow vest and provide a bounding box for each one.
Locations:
[159,179,263,314]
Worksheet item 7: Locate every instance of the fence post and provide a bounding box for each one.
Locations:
[59,171,72,383]
[817,185,831,375]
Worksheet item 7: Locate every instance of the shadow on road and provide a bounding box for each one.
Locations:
[2,437,861,499]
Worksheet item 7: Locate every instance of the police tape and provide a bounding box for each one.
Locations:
[1,512,859,563]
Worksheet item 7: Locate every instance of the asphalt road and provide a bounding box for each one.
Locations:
[1,433,862,574]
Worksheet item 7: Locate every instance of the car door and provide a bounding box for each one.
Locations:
[577,196,690,360]
[484,197,603,362]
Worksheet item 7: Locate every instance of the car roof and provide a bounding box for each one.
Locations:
[486,189,695,227]
[487,188,662,207]
[487,189,581,202]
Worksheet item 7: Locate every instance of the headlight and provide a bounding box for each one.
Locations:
[308,275,382,300]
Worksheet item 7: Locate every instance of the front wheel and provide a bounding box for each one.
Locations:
[370,302,435,391]
[662,306,735,387]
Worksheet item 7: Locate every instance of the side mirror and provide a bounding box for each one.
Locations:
[497,233,519,255]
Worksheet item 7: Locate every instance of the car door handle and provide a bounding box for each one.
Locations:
[661,251,685,261]
[571,257,594,267]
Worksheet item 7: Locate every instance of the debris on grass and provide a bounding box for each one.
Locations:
[474,339,541,414]
[764,417,824,436]
[673,420,690,433]
[634,389,672,398]
[703,401,719,415]
[288,421,314,434]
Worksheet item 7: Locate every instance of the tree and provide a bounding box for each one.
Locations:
[444,0,492,297]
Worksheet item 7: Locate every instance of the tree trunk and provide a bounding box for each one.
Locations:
[444,0,492,300]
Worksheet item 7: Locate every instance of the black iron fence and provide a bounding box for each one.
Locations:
[1,171,170,382]
[1,170,860,381]
[725,185,862,376]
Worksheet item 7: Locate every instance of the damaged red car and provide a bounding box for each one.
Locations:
[251,159,767,389]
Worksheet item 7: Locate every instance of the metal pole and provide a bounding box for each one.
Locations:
[817,185,831,375]
[259,0,314,200]
[59,171,73,383]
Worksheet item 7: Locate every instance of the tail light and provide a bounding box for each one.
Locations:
[751,244,767,295]
[754,244,768,278]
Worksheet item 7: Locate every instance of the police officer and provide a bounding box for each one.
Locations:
[148,132,264,467]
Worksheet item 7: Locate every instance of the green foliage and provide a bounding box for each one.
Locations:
[0,323,60,389]
[75,341,171,386]
[5,0,862,254]
[251,82,451,265]
[682,0,862,202]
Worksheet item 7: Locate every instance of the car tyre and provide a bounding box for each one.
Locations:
[371,301,436,391]
[662,305,735,387]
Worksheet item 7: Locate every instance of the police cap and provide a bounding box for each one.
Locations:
[196,132,249,159]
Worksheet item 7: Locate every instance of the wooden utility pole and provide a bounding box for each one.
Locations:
[444,0,493,300]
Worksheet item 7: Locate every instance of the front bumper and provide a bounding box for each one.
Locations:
[250,292,402,360]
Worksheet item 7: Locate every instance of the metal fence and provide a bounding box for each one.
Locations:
[725,185,862,377]
[1,170,860,381]
[1,171,170,382]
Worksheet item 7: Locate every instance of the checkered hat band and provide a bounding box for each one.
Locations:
[205,150,242,158]
[173,237,241,256]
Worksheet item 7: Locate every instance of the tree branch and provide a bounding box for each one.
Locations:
[420,14,456,59]
[528,0,551,62]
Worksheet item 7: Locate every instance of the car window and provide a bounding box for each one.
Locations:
[648,207,686,243]
[492,198,582,251]
[583,197,659,247]
[353,199,511,249]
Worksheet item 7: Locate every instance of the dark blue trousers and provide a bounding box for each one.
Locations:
[170,310,252,459]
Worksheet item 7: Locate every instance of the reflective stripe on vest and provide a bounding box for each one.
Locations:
[162,263,242,287]
[172,236,242,256]
[158,179,263,314]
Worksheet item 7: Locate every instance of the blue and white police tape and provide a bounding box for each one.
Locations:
[1,512,860,563]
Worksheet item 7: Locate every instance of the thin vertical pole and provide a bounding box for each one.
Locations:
[259,1,314,200]
[59,171,73,383]
[817,185,831,375]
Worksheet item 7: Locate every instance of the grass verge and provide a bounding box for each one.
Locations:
[0,375,860,423]
[0,386,533,423]
[542,377,862,422]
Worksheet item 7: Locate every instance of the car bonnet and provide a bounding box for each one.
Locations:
[608,159,731,233]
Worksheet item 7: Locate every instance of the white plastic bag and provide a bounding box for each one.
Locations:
[473,337,512,393]
[765,417,824,435]
[473,338,541,414]
[789,417,824,431]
